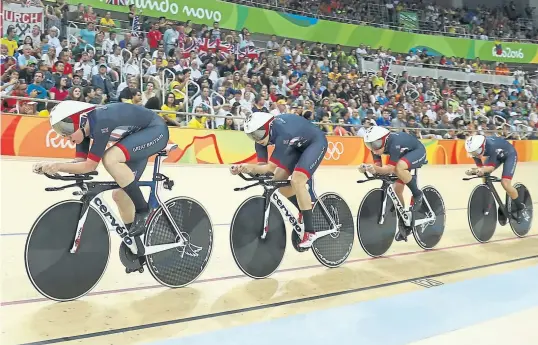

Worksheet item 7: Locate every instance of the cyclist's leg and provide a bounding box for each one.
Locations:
[111,159,147,229]
[293,138,327,247]
[395,146,426,210]
[102,117,169,236]
[499,153,524,210]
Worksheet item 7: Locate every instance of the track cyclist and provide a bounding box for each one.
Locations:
[359,126,427,240]
[230,112,328,248]
[32,100,169,238]
[254,125,317,222]
[464,134,527,221]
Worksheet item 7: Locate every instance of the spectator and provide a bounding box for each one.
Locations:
[27,71,48,111]
[1,28,18,57]
[49,76,69,101]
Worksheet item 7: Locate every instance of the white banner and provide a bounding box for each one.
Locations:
[2,3,44,38]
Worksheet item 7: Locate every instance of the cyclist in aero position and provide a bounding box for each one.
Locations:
[33,100,169,237]
[464,134,527,220]
[359,126,427,240]
[231,112,328,248]
[255,134,318,215]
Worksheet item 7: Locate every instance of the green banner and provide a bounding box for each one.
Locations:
[73,0,538,64]
[399,11,418,30]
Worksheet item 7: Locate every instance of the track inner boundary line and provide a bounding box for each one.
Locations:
[19,254,538,345]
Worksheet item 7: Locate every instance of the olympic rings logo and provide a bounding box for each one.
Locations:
[325,141,344,160]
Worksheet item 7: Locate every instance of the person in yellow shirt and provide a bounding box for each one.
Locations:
[1,28,18,56]
[187,105,207,129]
[99,12,116,32]
[372,71,385,88]
[160,92,182,126]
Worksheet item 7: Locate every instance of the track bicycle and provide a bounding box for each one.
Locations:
[356,172,446,257]
[463,173,533,243]
[230,173,354,279]
[25,144,213,302]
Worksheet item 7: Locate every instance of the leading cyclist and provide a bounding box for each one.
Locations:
[230,112,327,248]
[33,100,169,237]
[464,134,527,220]
[359,127,427,240]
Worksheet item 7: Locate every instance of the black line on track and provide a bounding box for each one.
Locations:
[20,254,538,345]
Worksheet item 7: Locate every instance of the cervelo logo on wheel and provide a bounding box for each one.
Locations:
[46,129,76,149]
[324,141,344,160]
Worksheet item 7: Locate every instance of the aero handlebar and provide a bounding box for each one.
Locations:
[357,172,400,184]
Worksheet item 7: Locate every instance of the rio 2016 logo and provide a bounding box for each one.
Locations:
[491,47,524,59]
[46,129,76,149]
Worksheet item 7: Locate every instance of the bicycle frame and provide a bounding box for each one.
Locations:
[378,182,436,229]
[69,154,186,256]
[261,186,339,240]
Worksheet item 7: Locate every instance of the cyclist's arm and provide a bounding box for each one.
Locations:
[54,159,98,174]
[372,148,397,174]
[251,161,277,175]
[480,155,498,174]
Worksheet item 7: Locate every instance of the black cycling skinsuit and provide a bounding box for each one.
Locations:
[472,136,517,180]
[76,103,169,180]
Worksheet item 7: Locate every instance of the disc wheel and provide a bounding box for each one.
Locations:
[145,197,213,288]
[467,184,497,243]
[357,188,397,257]
[311,192,354,267]
[230,196,286,279]
[25,200,110,302]
[412,186,446,250]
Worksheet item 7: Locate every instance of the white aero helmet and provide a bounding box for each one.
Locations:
[465,134,486,157]
[49,100,96,136]
[244,112,274,141]
[364,126,390,151]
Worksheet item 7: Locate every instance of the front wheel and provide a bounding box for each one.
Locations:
[412,186,446,250]
[145,197,213,288]
[230,196,286,279]
[25,200,110,302]
[312,192,354,267]
[467,184,497,243]
[357,188,397,257]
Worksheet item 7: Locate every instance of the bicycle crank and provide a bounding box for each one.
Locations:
[119,242,146,273]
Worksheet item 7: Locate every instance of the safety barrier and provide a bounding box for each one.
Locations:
[2,113,538,165]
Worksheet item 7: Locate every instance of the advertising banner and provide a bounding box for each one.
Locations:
[68,0,538,64]
[3,114,538,165]
[2,3,44,38]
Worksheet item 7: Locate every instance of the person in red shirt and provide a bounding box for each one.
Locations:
[286,74,304,98]
[147,23,162,54]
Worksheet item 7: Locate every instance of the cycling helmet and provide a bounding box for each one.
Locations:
[244,112,274,141]
[364,126,390,151]
[49,100,96,136]
[465,134,486,157]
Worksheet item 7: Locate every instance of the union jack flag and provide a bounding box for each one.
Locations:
[131,14,141,37]
[198,38,218,58]
[180,38,198,58]
[237,46,259,60]
[217,41,233,59]
[106,0,126,5]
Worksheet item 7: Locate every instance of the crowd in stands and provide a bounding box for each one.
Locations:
[1,1,537,139]
[232,0,538,42]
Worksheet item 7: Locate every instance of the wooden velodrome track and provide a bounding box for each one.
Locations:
[1,157,537,345]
